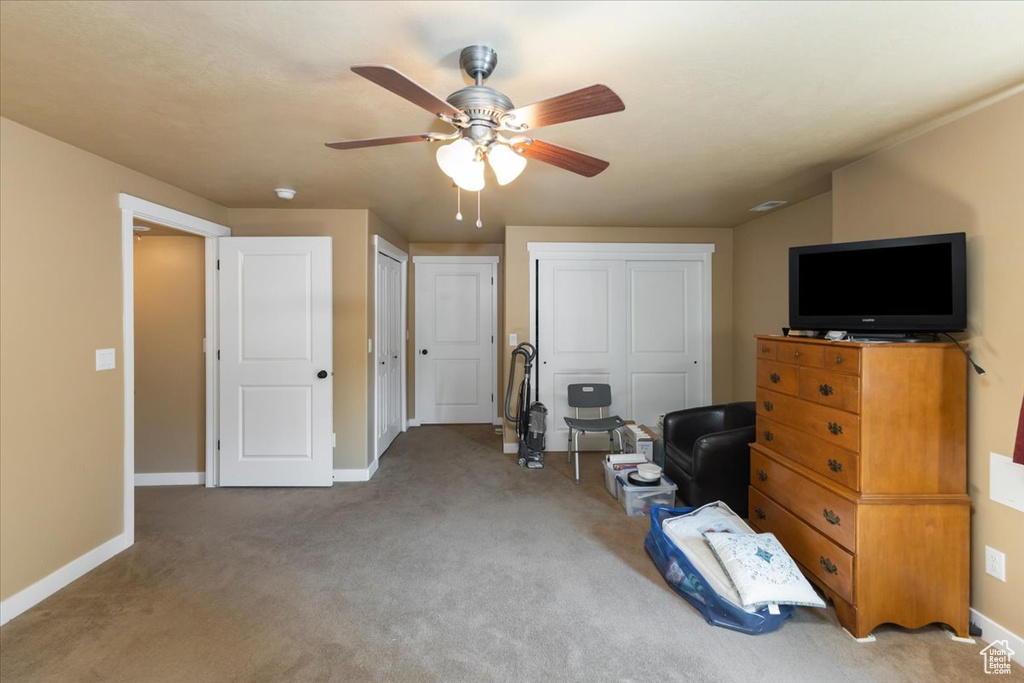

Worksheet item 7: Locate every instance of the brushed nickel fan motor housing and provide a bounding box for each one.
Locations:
[446,85,514,125]
[445,46,514,143]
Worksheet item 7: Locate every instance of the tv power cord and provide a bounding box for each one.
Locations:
[936,332,986,375]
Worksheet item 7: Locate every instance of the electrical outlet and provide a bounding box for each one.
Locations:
[985,546,1006,582]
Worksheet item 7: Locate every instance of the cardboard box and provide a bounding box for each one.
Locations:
[622,424,658,461]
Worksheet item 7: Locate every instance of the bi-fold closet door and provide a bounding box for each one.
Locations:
[533,244,712,451]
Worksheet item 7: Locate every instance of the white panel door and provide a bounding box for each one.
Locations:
[376,253,402,455]
[415,262,494,423]
[626,260,707,427]
[219,237,333,486]
[537,259,627,450]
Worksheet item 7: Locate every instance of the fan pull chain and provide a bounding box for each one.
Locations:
[476,191,483,229]
[455,186,463,222]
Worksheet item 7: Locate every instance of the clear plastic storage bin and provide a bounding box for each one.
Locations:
[615,474,677,516]
[603,460,644,498]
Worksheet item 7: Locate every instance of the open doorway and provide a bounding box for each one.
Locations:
[133,221,206,485]
[119,194,230,545]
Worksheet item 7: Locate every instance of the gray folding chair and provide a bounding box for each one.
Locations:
[564,383,627,484]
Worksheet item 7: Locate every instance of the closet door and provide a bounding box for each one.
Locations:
[535,250,711,452]
[537,259,627,450]
[626,260,707,428]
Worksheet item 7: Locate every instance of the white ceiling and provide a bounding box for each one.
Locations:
[2,1,1023,241]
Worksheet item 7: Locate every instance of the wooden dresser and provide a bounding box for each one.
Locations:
[749,335,969,638]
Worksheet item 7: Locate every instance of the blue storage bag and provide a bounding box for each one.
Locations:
[643,505,794,635]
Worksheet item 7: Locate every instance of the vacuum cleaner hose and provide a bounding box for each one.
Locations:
[504,342,536,424]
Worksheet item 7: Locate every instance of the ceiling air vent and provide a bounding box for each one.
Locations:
[750,200,788,212]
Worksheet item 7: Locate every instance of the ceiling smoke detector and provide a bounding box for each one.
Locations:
[275,188,296,200]
[750,200,788,212]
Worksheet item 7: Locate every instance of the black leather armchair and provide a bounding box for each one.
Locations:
[662,402,756,517]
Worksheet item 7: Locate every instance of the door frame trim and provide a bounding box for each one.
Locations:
[372,235,409,464]
[412,255,500,424]
[527,242,715,421]
[119,194,230,543]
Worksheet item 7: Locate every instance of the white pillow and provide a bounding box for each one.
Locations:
[661,502,757,612]
[703,531,826,609]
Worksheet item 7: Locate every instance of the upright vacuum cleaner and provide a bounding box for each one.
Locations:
[504,342,547,468]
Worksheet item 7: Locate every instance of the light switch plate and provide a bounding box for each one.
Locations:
[509,333,518,347]
[95,348,116,371]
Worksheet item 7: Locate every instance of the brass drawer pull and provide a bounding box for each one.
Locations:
[756,469,768,482]
[763,430,774,442]
[820,556,838,575]
[834,355,843,365]
[793,349,801,359]
[828,421,843,435]
[761,345,770,354]
[763,400,774,411]
[823,509,841,525]
[754,507,766,520]
[819,383,834,396]
[827,458,843,472]
[769,373,781,384]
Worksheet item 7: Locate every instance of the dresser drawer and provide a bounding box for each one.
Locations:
[798,367,860,413]
[750,448,857,551]
[823,346,860,375]
[756,339,778,361]
[757,361,799,396]
[777,341,824,367]
[756,416,860,490]
[749,488,854,603]
[755,389,860,452]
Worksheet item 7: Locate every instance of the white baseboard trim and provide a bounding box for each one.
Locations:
[503,442,518,454]
[493,417,503,426]
[134,472,205,486]
[0,533,130,626]
[333,459,379,483]
[971,607,1023,663]
[407,419,421,427]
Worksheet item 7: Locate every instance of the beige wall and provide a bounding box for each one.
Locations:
[133,235,205,473]
[732,193,833,398]
[226,208,382,471]
[831,93,1024,635]
[0,117,228,601]
[503,226,734,445]
[407,243,504,422]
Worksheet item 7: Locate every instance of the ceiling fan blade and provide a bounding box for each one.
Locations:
[325,134,434,150]
[513,139,610,177]
[351,65,465,120]
[503,84,624,130]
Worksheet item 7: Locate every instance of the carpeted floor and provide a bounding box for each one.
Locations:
[0,425,1012,682]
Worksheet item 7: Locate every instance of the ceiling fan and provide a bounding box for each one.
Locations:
[325,46,625,192]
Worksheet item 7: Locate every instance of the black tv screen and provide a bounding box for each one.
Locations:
[789,232,966,333]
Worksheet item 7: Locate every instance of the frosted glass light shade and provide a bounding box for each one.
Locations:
[487,144,527,185]
[436,138,476,178]
[453,158,485,192]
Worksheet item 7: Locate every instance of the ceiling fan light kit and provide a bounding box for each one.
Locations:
[325,45,625,225]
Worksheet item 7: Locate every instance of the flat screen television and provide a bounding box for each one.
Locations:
[789,232,966,334]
